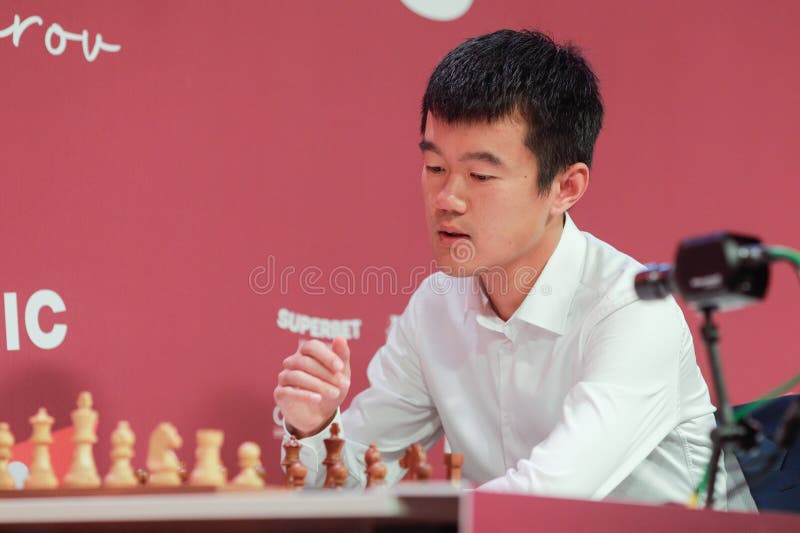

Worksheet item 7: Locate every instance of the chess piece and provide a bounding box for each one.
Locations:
[178,461,189,483]
[146,422,183,486]
[0,423,15,490]
[24,407,58,489]
[135,468,149,485]
[282,436,307,489]
[63,391,101,488]
[104,421,138,488]
[364,443,387,488]
[287,461,307,489]
[189,429,226,487]
[400,443,432,481]
[323,423,348,489]
[444,453,463,485]
[231,441,265,489]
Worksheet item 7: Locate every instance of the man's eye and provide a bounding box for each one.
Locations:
[426,165,445,174]
[471,173,493,181]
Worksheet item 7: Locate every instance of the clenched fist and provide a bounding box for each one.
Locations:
[273,337,351,437]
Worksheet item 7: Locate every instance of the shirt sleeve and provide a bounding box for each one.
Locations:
[282,292,443,488]
[479,297,687,499]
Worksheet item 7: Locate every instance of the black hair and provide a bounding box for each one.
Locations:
[421,29,603,194]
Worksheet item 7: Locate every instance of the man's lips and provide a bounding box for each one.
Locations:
[438,226,470,238]
[437,229,471,245]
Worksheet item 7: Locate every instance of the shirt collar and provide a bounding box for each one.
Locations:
[466,213,587,337]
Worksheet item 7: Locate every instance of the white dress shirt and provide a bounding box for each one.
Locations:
[286,214,725,505]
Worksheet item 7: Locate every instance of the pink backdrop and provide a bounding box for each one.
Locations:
[2,0,799,480]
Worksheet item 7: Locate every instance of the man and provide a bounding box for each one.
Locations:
[273,29,724,505]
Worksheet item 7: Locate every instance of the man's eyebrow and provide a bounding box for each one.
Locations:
[419,140,440,154]
[460,151,504,167]
[419,140,506,168]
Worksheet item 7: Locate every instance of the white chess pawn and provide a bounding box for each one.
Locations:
[231,441,265,489]
[189,429,226,487]
[63,391,101,488]
[104,421,138,488]
[0,422,16,490]
[24,407,58,489]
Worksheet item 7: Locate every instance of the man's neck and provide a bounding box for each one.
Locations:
[480,214,565,322]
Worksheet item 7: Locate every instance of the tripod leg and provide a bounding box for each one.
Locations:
[705,441,723,508]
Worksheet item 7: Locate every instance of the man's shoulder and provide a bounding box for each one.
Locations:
[575,229,684,327]
[577,230,646,307]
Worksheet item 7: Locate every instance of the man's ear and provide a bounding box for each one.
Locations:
[550,162,589,215]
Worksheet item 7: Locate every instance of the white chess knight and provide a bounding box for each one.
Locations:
[63,391,101,488]
[147,422,183,486]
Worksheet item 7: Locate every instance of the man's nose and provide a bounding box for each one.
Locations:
[435,177,467,213]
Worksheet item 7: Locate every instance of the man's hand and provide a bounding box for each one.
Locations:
[273,337,351,437]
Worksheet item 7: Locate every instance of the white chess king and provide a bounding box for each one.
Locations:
[63,391,101,488]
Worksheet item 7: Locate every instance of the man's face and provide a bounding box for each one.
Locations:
[421,112,558,277]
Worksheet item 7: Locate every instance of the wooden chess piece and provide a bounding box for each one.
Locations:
[63,391,101,488]
[178,461,189,483]
[147,422,183,486]
[400,443,432,481]
[287,461,307,489]
[135,468,149,485]
[444,453,463,485]
[400,444,417,480]
[282,436,306,489]
[189,429,226,487]
[24,407,58,489]
[0,422,16,490]
[323,423,348,489]
[364,443,387,488]
[104,421,138,488]
[232,441,265,489]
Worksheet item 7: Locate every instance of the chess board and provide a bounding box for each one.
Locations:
[1,391,461,493]
[0,389,467,533]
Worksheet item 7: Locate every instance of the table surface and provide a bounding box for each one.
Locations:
[3,482,800,533]
[0,482,463,532]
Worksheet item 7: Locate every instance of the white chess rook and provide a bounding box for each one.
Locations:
[189,429,226,487]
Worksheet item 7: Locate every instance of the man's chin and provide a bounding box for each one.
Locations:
[434,261,479,278]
